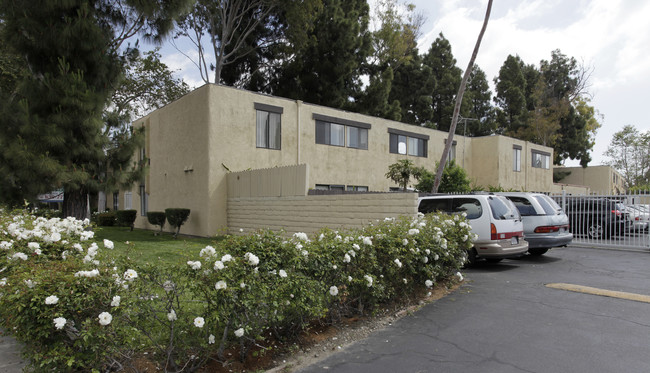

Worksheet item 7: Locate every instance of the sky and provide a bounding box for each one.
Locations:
[157,0,650,167]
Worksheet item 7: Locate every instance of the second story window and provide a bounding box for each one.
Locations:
[255,103,283,150]
[314,114,370,150]
[513,145,522,172]
[388,128,428,157]
[532,150,550,169]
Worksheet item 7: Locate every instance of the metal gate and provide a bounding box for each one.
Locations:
[550,191,650,251]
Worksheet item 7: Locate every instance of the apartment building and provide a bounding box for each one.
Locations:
[118,84,554,236]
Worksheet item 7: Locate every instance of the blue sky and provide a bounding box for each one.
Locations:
[157,0,650,166]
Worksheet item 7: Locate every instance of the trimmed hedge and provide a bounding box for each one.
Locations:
[116,209,137,231]
[96,211,116,226]
[146,211,166,235]
[165,208,190,238]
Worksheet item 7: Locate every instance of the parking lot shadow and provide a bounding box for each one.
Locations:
[511,253,562,264]
[465,261,521,272]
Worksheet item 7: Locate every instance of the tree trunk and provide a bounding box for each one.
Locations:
[63,188,89,221]
[432,0,493,193]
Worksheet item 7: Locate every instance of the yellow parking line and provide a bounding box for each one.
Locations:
[546,283,650,304]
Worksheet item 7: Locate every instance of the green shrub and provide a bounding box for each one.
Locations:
[165,208,190,238]
[116,209,137,231]
[97,211,116,226]
[146,211,166,235]
[0,207,472,370]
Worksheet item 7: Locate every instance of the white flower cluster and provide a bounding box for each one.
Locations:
[187,260,202,270]
[74,269,100,278]
[293,232,309,241]
[244,252,259,266]
[364,274,373,287]
[199,245,216,258]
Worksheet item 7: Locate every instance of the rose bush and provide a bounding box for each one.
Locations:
[0,208,473,371]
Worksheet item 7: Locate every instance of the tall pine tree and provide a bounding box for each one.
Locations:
[0,0,190,218]
[422,33,465,132]
[270,0,371,109]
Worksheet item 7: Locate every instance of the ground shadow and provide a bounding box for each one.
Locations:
[511,253,562,264]
[464,261,520,273]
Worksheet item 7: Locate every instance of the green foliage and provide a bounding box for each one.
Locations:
[385,159,422,191]
[422,33,467,131]
[115,209,137,230]
[494,50,599,166]
[146,211,167,235]
[415,161,471,193]
[97,211,117,226]
[0,0,191,219]
[165,208,191,238]
[271,0,372,110]
[0,207,471,370]
[604,124,649,188]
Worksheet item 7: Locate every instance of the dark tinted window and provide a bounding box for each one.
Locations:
[534,195,561,215]
[488,196,519,220]
[507,196,537,216]
[451,198,482,219]
[418,199,450,214]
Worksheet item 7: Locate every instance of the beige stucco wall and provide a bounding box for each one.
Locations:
[131,87,213,236]
[227,192,419,236]
[128,84,556,237]
[549,183,590,195]
[555,165,625,194]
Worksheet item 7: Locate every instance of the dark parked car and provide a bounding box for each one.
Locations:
[561,197,629,239]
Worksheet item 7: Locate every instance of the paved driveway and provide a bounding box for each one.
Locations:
[297,246,650,373]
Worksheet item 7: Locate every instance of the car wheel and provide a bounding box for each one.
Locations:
[466,248,478,266]
[485,258,503,263]
[528,248,548,256]
[587,222,604,239]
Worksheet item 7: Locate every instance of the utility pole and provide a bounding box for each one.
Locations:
[432,0,493,193]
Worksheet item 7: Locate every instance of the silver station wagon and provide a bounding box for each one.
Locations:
[498,192,573,256]
[418,193,528,264]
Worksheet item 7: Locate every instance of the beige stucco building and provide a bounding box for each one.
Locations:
[116,84,555,237]
[553,165,626,194]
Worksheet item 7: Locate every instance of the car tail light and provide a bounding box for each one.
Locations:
[611,209,622,216]
[534,224,569,233]
[491,223,523,240]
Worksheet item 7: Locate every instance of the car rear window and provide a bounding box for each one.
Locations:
[534,195,561,215]
[452,198,482,219]
[508,196,537,216]
[488,196,519,220]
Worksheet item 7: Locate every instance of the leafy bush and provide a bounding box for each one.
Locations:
[115,209,137,231]
[415,161,471,193]
[146,211,166,235]
[165,208,190,238]
[0,207,473,370]
[96,211,116,226]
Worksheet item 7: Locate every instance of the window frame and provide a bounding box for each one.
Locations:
[124,192,132,210]
[388,128,428,157]
[255,103,283,150]
[139,185,148,216]
[513,145,522,172]
[314,114,370,150]
[531,150,550,169]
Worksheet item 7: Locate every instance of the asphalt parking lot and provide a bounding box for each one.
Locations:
[297,246,650,373]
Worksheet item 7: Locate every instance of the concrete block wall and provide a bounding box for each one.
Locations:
[227,192,418,236]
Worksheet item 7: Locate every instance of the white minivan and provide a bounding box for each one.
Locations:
[417,193,528,264]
